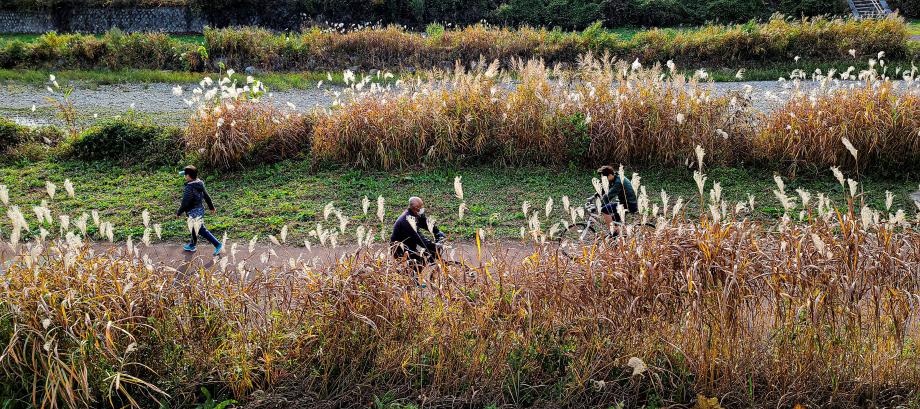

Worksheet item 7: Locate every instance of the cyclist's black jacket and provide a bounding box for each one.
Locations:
[601,175,638,213]
[390,209,445,259]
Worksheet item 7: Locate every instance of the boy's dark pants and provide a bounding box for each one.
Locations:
[187,207,220,248]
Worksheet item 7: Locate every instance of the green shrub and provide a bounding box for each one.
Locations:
[493,0,606,30]
[3,142,53,164]
[778,0,849,18]
[0,119,66,164]
[425,23,446,40]
[580,21,622,51]
[890,0,920,18]
[69,119,183,165]
[4,30,199,71]
[0,41,28,69]
[632,0,693,26]
[702,0,768,23]
[100,29,183,70]
[29,125,65,145]
[0,117,27,148]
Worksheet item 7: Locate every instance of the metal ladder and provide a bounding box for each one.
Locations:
[848,0,892,19]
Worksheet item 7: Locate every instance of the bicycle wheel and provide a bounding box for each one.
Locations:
[558,222,599,258]
[631,221,657,235]
[609,221,656,239]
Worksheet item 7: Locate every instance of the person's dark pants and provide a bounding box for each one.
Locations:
[393,243,441,287]
[600,202,639,223]
[600,203,624,222]
[187,207,221,248]
[394,241,440,266]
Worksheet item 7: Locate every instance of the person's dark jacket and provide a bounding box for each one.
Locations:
[176,179,215,216]
[601,175,639,213]
[390,209,445,260]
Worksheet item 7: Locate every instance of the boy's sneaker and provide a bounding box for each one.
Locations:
[213,243,224,256]
[183,244,197,252]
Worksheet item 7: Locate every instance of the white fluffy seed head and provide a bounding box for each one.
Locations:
[693,171,707,198]
[847,179,858,197]
[841,137,858,161]
[454,176,464,200]
[694,145,705,170]
[830,167,845,187]
[63,179,74,198]
[45,181,56,200]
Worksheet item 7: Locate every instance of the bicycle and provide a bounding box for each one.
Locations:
[557,195,656,258]
[391,238,476,289]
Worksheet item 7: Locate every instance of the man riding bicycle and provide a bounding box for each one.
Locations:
[596,165,638,230]
[390,196,446,265]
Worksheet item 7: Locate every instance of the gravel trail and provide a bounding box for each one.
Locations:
[0,80,821,127]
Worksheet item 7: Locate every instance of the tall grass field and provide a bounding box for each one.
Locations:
[0,158,919,407]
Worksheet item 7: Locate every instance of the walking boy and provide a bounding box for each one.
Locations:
[176,165,223,255]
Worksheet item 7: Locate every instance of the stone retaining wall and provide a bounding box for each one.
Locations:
[0,11,56,33]
[0,7,205,33]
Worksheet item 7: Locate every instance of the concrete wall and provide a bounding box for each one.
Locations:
[0,7,206,34]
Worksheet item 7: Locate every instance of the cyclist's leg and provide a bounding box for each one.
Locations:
[599,203,621,234]
[612,209,624,224]
[402,251,428,287]
[423,240,439,262]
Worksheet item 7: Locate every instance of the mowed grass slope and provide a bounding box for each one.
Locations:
[1,160,916,244]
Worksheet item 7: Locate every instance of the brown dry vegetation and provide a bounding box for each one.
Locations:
[1,186,919,407]
[189,54,919,175]
[0,16,909,72]
[757,77,920,175]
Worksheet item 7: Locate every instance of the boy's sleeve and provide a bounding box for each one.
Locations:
[202,185,215,211]
[176,185,192,216]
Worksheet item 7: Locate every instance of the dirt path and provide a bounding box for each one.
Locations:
[1,240,539,277]
[147,240,535,273]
